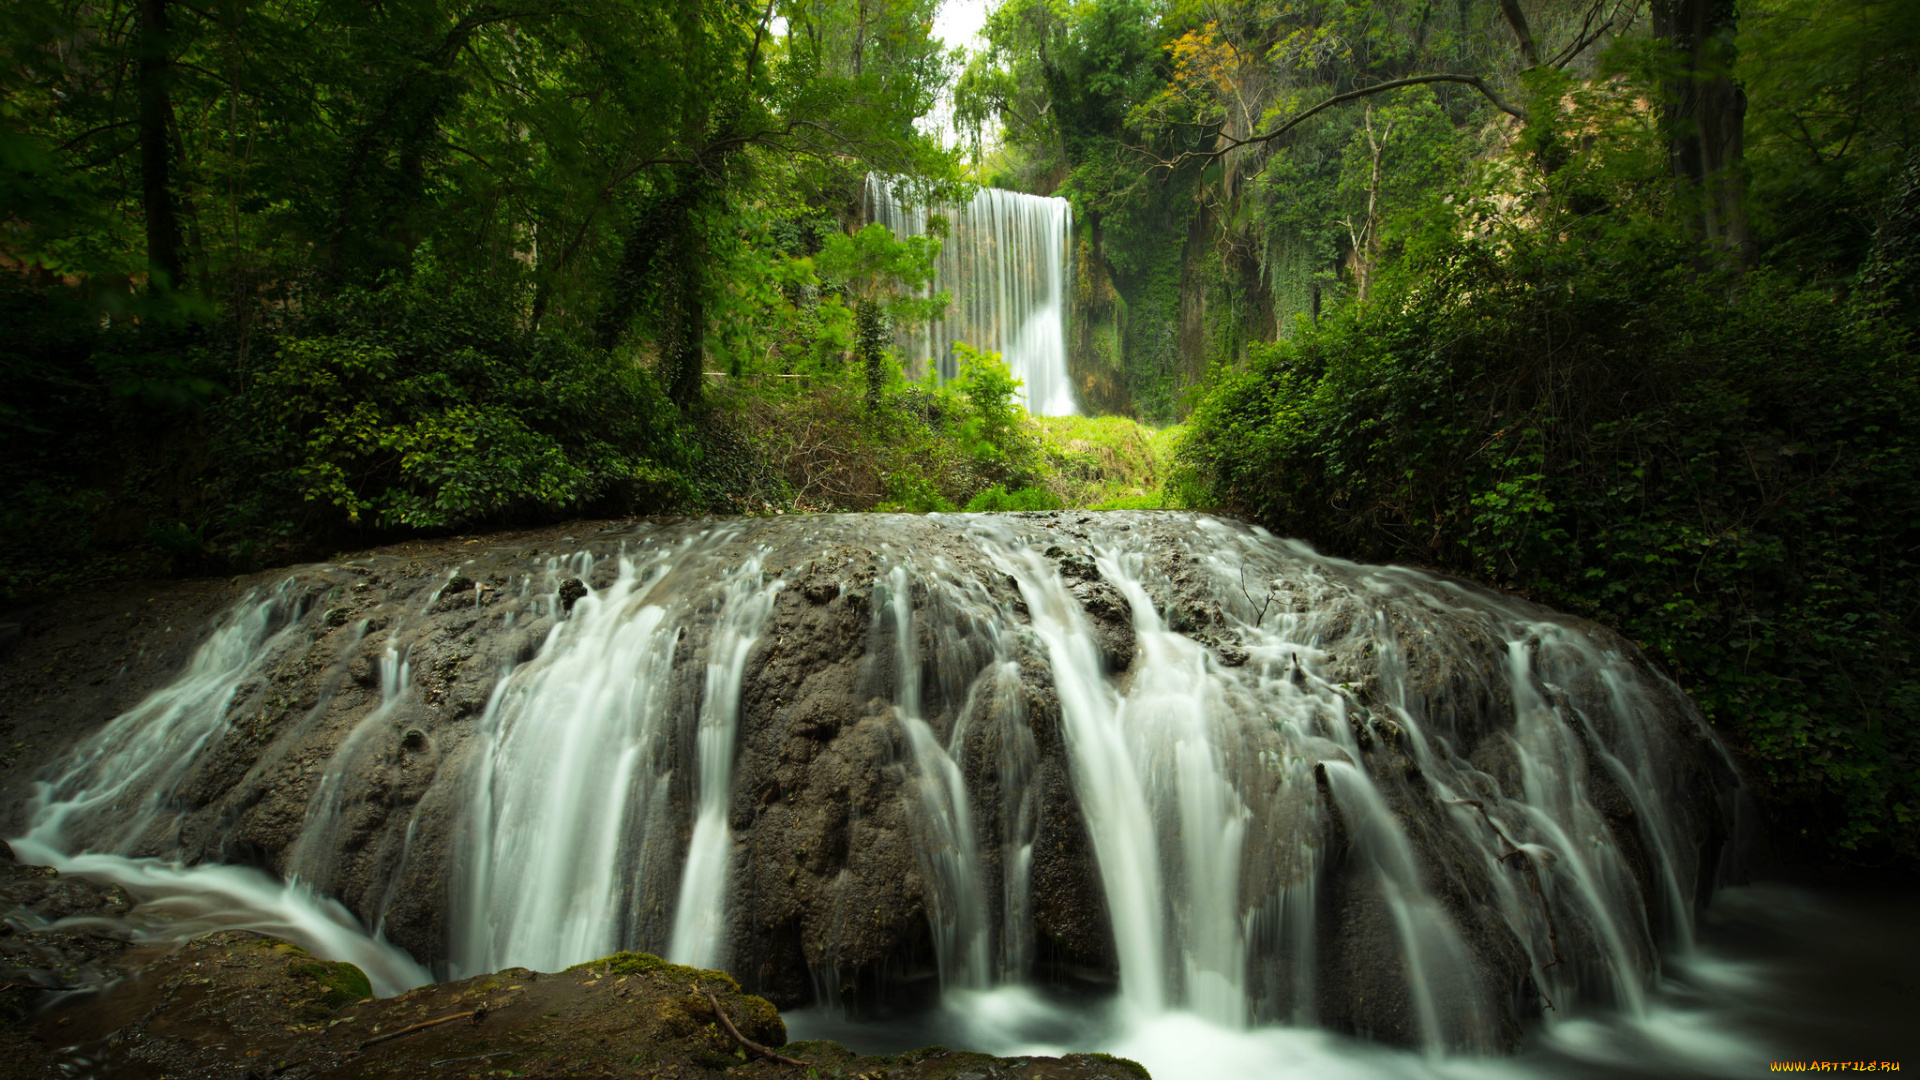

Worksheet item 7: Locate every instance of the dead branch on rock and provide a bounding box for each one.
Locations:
[356,1004,486,1051]
[1445,797,1565,1007]
[703,987,811,1067]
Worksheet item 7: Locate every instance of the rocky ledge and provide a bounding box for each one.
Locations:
[0,855,1145,1080]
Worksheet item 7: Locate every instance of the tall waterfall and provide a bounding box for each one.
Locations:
[10,511,1741,1067]
[866,175,1079,416]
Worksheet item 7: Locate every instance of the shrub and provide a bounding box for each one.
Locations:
[219,262,694,535]
[951,342,1039,476]
[1181,223,1920,862]
[964,484,1063,512]
[876,470,958,513]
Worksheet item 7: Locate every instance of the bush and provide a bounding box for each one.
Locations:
[964,484,1063,512]
[877,470,958,513]
[1180,223,1920,863]
[0,256,701,596]
[951,343,1040,477]
[219,263,695,535]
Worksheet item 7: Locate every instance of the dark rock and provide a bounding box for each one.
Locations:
[0,513,1736,1051]
[2,937,1146,1079]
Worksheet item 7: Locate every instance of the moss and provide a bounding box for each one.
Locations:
[569,950,734,990]
[727,991,787,1047]
[285,957,372,1011]
[1032,415,1184,508]
[1073,1052,1153,1078]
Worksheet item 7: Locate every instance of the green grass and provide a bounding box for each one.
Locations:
[1031,415,1183,509]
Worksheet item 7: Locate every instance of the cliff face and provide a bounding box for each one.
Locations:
[0,512,1740,1050]
[1066,203,1275,424]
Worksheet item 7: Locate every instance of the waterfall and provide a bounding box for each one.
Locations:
[454,532,783,976]
[26,584,301,854]
[10,511,1739,1061]
[14,581,432,996]
[286,618,414,889]
[865,175,1078,416]
[881,563,992,990]
[986,538,1171,1014]
[668,554,783,969]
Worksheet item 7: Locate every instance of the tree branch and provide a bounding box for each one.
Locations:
[357,1006,485,1051]
[1547,0,1632,69]
[703,988,810,1068]
[1151,75,1525,171]
[1444,798,1564,1006]
[1500,0,1542,68]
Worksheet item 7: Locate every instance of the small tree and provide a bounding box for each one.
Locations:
[815,223,947,409]
[951,342,1038,479]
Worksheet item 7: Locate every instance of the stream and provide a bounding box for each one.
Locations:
[4,512,1909,1076]
[787,882,1920,1079]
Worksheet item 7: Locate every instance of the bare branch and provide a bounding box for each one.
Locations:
[1444,798,1564,1005]
[1149,75,1525,171]
[1547,0,1634,69]
[1239,564,1276,627]
[703,987,810,1068]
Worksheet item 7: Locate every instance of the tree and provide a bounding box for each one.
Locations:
[814,222,947,408]
[1650,0,1752,258]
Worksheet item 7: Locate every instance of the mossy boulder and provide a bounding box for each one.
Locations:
[280,944,373,1013]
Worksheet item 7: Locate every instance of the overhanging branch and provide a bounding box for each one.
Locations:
[1150,74,1526,172]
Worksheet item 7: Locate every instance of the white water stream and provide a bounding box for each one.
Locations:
[668,554,783,969]
[5,512,1795,1078]
[866,175,1079,415]
[16,583,432,995]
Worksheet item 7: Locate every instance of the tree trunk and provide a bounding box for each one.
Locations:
[324,6,491,283]
[1650,0,1752,261]
[134,0,184,292]
[1499,0,1541,68]
[666,233,706,410]
[858,297,888,410]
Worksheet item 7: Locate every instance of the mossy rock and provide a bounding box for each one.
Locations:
[715,987,785,1047]
[568,950,717,985]
[284,955,372,1012]
[568,951,785,1047]
[1074,1052,1152,1078]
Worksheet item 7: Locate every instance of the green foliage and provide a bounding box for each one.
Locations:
[221,258,694,533]
[877,471,959,513]
[1032,414,1181,508]
[815,222,949,405]
[0,0,961,593]
[1181,149,1920,859]
[964,484,1063,512]
[1739,0,1920,279]
[950,343,1038,472]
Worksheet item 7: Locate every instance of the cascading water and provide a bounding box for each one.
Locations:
[668,553,783,969]
[286,617,413,889]
[880,562,992,991]
[866,175,1078,416]
[7,511,1750,1079]
[14,583,432,995]
[453,531,782,976]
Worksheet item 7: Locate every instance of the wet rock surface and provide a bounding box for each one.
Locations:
[0,512,1741,1051]
[0,931,1147,1079]
[0,854,136,991]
